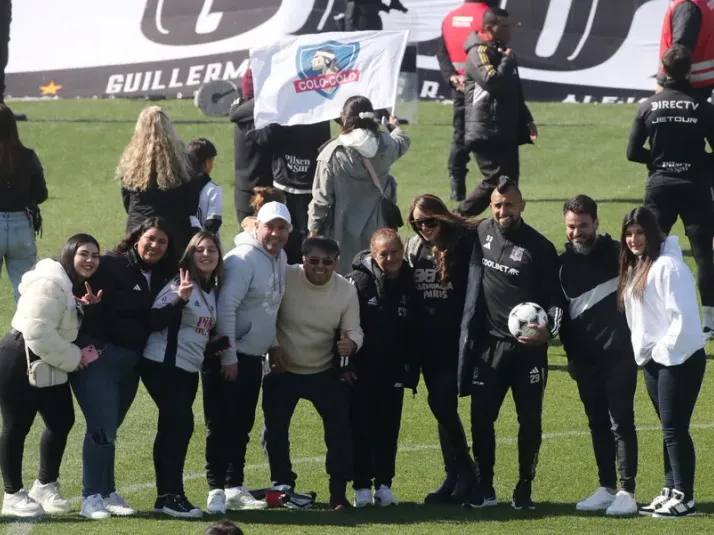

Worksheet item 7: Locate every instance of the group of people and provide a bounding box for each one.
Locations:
[0,0,711,525]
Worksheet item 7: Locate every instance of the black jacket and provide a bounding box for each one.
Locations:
[463,33,533,147]
[230,98,273,197]
[345,251,420,391]
[79,249,175,353]
[457,218,565,396]
[558,234,634,366]
[627,80,714,180]
[0,148,48,212]
[248,122,332,194]
[122,177,201,254]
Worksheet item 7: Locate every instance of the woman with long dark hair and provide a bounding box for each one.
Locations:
[142,231,224,519]
[617,207,705,519]
[0,234,101,517]
[71,217,176,520]
[0,103,47,301]
[308,95,410,273]
[404,194,479,504]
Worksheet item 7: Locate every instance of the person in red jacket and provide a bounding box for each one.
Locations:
[437,0,497,201]
[658,0,714,103]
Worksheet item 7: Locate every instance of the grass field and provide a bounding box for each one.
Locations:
[1,99,713,535]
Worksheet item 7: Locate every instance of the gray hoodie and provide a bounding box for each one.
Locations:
[216,230,287,364]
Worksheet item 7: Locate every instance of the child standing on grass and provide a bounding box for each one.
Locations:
[188,138,224,245]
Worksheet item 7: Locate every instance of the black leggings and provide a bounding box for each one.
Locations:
[0,331,74,494]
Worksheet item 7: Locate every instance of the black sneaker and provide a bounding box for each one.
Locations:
[652,489,696,518]
[483,487,497,507]
[152,496,166,513]
[451,465,477,503]
[330,495,352,510]
[511,479,535,510]
[425,472,458,505]
[162,494,203,519]
[704,327,714,341]
[640,488,671,515]
[463,485,485,509]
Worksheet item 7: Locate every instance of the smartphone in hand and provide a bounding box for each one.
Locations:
[80,345,100,363]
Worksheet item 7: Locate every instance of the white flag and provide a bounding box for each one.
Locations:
[250,31,410,129]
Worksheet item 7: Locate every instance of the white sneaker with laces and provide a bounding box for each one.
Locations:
[354,488,372,508]
[28,480,71,514]
[374,485,399,507]
[207,489,226,514]
[640,488,672,515]
[605,490,638,516]
[103,492,136,516]
[652,489,696,518]
[1,489,44,517]
[80,494,111,520]
[575,487,616,512]
[225,486,268,510]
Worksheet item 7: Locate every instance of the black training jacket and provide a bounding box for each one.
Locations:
[558,234,634,366]
[345,251,420,391]
[229,98,273,197]
[627,80,714,179]
[457,218,564,396]
[463,33,533,147]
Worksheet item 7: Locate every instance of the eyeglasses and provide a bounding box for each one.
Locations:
[306,257,336,266]
[411,218,438,230]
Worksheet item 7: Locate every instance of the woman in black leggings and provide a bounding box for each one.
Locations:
[0,234,101,517]
[618,207,706,518]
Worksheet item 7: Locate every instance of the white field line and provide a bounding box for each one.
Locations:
[5,422,714,534]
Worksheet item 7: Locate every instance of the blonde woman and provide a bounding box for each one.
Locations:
[118,106,201,254]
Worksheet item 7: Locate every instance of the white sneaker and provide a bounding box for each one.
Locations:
[225,486,268,511]
[103,492,136,516]
[28,480,70,514]
[354,488,372,508]
[1,489,44,517]
[575,487,616,512]
[80,494,111,520]
[207,489,226,514]
[605,490,638,516]
[652,489,696,518]
[640,488,672,515]
[374,485,399,507]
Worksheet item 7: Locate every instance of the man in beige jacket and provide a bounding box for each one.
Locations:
[262,236,363,510]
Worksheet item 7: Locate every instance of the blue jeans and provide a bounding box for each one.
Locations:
[70,344,140,497]
[0,212,36,302]
[643,349,706,501]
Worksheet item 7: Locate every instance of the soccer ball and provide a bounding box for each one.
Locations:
[508,302,548,339]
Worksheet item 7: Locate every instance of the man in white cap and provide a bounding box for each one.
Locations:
[203,201,291,514]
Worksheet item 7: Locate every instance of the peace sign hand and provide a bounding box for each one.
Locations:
[178,268,193,301]
[75,282,103,306]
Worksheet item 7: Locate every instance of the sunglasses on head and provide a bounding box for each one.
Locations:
[307,257,336,266]
[411,217,438,230]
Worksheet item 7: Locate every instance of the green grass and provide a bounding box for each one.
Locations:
[1,99,713,534]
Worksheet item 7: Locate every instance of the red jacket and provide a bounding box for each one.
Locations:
[660,0,714,88]
[441,2,490,74]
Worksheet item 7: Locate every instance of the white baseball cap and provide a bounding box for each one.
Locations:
[256,201,292,226]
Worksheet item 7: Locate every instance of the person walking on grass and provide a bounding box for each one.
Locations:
[618,207,706,519]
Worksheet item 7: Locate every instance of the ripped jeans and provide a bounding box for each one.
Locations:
[70,344,140,498]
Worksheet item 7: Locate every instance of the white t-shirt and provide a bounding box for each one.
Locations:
[190,180,223,243]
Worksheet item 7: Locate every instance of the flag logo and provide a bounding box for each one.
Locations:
[293,40,361,99]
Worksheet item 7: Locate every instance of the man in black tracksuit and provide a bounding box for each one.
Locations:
[247,122,332,236]
[457,7,536,217]
[458,177,564,510]
[559,195,639,515]
[627,44,714,337]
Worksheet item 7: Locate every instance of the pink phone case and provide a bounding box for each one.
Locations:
[81,345,99,363]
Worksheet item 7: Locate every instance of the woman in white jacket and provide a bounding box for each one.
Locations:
[308,95,410,274]
[617,207,706,519]
[0,234,101,517]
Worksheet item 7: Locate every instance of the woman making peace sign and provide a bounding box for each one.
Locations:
[141,231,225,519]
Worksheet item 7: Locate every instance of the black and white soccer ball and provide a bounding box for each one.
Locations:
[508,302,548,338]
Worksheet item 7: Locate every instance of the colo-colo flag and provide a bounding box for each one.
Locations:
[250,31,410,129]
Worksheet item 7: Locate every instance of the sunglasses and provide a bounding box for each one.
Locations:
[306,257,336,266]
[411,217,439,230]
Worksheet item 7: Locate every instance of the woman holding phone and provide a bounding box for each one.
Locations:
[141,231,224,519]
[71,217,176,520]
[0,234,101,517]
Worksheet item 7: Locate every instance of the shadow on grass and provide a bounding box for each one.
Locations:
[527,198,643,204]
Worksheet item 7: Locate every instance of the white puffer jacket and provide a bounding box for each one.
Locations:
[11,258,82,372]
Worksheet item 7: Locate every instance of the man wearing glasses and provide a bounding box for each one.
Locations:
[262,236,363,510]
